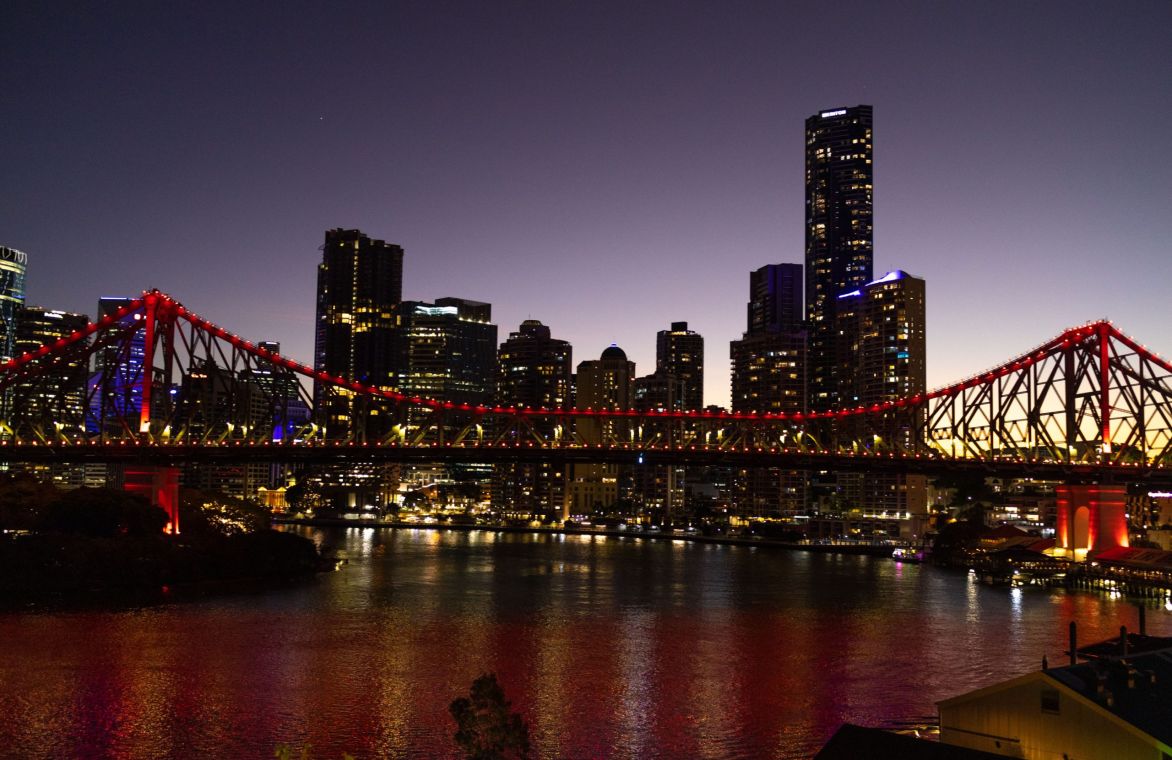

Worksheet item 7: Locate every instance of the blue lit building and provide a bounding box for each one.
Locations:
[88,296,146,434]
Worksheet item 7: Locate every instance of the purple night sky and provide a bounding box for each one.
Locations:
[3,1,1170,408]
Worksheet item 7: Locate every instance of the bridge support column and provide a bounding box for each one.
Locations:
[1055,484,1128,559]
[124,466,181,534]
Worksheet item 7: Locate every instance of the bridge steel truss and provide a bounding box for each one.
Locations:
[1,292,1171,486]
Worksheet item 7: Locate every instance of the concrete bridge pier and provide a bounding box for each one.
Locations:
[1055,484,1128,559]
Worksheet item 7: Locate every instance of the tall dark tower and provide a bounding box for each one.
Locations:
[730,264,805,414]
[493,319,572,517]
[655,321,704,411]
[313,228,404,436]
[805,105,873,412]
[748,264,803,336]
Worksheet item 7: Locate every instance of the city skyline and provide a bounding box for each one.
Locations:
[3,2,1171,409]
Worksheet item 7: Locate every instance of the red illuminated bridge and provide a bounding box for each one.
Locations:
[1,291,1171,479]
[3,290,1172,546]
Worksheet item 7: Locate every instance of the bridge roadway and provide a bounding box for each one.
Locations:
[4,441,1170,486]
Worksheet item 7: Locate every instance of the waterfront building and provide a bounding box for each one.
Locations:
[175,361,273,499]
[832,270,928,525]
[391,298,498,508]
[570,345,634,516]
[730,264,807,516]
[11,306,90,487]
[492,319,572,518]
[0,247,27,364]
[313,228,404,438]
[14,306,89,427]
[805,105,873,413]
[633,368,687,520]
[0,246,28,421]
[937,643,1172,759]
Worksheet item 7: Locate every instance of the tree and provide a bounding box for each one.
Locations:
[179,488,270,539]
[449,673,531,760]
[38,488,168,537]
[0,473,61,531]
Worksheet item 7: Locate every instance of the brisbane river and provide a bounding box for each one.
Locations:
[1,527,1169,759]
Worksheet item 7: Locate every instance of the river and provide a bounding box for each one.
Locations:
[0,527,1167,759]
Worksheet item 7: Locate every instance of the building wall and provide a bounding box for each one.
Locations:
[940,675,1163,760]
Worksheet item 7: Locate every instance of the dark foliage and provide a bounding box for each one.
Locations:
[450,673,531,760]
[0,473,64,531]
[0,479,325,600]
[38,488,168,537]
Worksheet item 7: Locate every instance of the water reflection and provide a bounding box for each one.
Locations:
[0,527,1168,759]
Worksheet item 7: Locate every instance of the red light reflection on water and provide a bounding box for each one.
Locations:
[0,532,1167,759]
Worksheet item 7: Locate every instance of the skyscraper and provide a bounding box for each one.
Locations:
[493,319,572,518]
[654,321,704,411]
[314,228,404,437]
[392,298,497,408]
[729,264,807,516]
[496,320,572,413]
[833,270,928,523]
[730,264,805,414]
[0,247,28,364]
[90,296,147,434]
[12,306,91,488]
[14,306,90,427]
[570,345,635,516]
[805,105,873,412]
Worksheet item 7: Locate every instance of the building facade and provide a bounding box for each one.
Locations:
[392,298,497,408]
[730,264,807,516]
[832,270,928,521]
[493,319,572,518]
[804,105,873,413]
[654,321,704,411]
[11,306,91,487]
[313,228,404,438]
[570,345,635,516]
[0,247,28,364]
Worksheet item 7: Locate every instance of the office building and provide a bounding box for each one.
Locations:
[833,270,927,522]
[391,298,498,508]
[392,298,497,408]
[654,321,704,411]
[0,247,27,364]
[731,264,806,413]
[728,264,808,516]
[805,105,873,412]
[313,228,404,438]
[493,319,572,518]
[570,345,635,516]
[13,306,90,430]
[89,297,147,435]
[10,306,91,487]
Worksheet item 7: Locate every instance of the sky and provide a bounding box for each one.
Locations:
[2,1,1170,409]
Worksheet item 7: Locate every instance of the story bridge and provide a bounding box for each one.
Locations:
[3,290,1171,552]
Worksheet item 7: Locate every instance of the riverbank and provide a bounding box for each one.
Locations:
[0,528,330,609]
[274,516,905,557]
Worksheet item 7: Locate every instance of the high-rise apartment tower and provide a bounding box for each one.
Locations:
[805,105,873,412]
